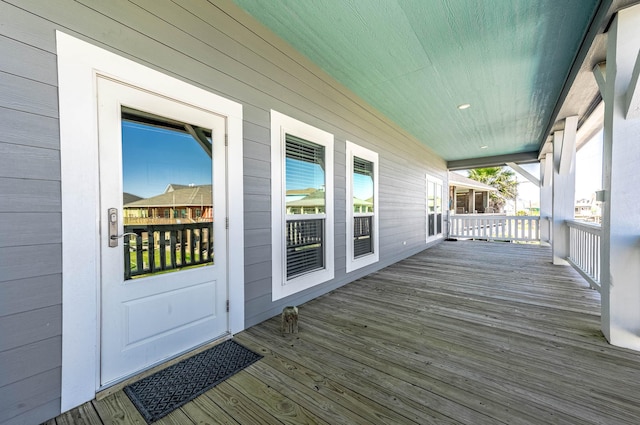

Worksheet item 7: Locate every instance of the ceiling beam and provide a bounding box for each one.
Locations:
[593,62,607,96]
[184,124,212,158]
[559,116,578,175]
[447,151,539,171]
[625,50,640,119]
[541,152,553,187]
[506,162,540,187]
[537,0,614,155]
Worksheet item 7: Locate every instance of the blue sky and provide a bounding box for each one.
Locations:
[285,158,324,192]
[353,173,373,200]
[122,122,212,199]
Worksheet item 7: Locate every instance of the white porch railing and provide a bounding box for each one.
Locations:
[448,214,540,242]
[566,219,601,291]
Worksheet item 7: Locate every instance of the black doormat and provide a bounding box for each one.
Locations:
[124,340,262,423]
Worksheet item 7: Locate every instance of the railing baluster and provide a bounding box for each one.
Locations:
[180,228,186,266]
[190,227,197,264]
[566,219,601,291]
[159,231,167,270]
[135,233,143,274]
[124,237,132,279]
[208,226,214,261]
[169,229,177,269]
[149,228,156,274]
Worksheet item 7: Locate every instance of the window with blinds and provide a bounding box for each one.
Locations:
[352,156,374,258]
[271,110,334,300]
[285,134,326,278]
[346,142,379,272]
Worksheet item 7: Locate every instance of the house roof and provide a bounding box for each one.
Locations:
[286,189,326,207]
[448,172,497,192]
[286,188,318,196]
[123,192,143,205]
[124,185,212,208]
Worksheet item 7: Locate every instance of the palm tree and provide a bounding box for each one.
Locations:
[467,167,518,212]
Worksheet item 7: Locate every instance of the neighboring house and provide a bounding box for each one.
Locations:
[123,184,213,224]
[575,196,602,223]
[575,198,592,217]
[285,188,326,215]
[448,172,498,214]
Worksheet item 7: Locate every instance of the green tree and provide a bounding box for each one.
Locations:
[467,167,518,212]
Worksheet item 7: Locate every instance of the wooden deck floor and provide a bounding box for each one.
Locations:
[47,241,640,424]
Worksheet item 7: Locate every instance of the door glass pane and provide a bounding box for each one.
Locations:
[428,181,435,213]
[427,180,435,236]
[121,108,214,280]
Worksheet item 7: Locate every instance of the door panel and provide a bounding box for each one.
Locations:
[123,279,217,346]
[97,77,228,386]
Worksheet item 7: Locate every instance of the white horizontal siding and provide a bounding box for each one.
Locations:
[0,0,447,422]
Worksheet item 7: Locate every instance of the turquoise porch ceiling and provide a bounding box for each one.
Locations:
[232,0,599,161]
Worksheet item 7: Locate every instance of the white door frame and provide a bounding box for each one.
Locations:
[56,32,244,411]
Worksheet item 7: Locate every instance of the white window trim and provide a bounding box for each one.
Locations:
[56,32,244,410]
[346,141,379,272]
[426,173,444,242]
[271,110,334,301]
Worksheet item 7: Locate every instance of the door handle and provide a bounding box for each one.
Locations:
[108,208,119,247]
[111,232,138,240]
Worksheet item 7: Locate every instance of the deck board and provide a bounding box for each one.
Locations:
[49,241,640,424]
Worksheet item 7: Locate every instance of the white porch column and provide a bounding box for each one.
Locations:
[450,186,457,213]
[468,189,475,213]
[600,6,640,350]
[552,116,577,265]
[539,153,553,245]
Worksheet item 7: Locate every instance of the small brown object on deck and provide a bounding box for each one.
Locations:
[281,306,299,334]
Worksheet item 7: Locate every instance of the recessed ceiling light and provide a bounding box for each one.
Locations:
[480,145,488,149]
[457,103,471,110]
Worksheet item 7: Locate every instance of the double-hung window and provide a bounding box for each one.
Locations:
[346,141,379,272]
[271,111,334,300]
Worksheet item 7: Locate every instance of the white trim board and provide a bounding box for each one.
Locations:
[426,174,445,242]
[56,32,244,411]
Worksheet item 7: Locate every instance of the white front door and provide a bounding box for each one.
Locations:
[97,77,229,386]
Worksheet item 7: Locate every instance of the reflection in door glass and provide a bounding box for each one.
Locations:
[120,108,214,279]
